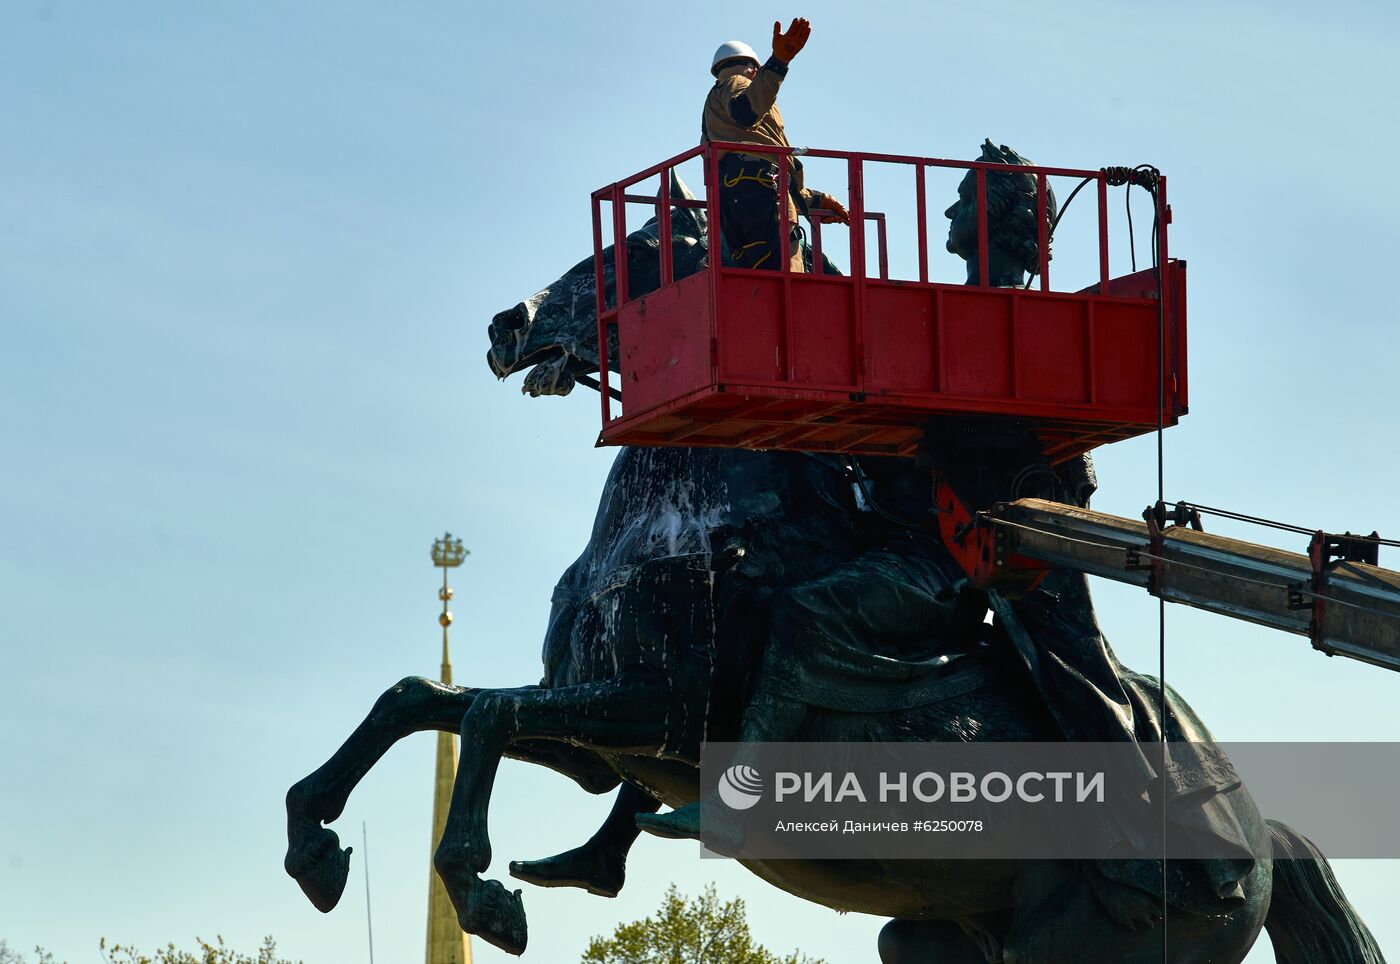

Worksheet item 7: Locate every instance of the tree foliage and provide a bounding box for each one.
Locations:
[581,884,825,964]
[0,942,56,964]
[0,937,299,964]
[99,937,300,964]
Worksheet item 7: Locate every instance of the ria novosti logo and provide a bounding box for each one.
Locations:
[718,764,764,810]
[714,765,1109,810]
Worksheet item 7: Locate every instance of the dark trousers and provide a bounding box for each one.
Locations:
[718,155,801,270]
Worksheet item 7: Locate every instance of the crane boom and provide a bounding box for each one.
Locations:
[987,498,1400,673]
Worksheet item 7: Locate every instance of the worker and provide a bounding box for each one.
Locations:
[703,19,849,272]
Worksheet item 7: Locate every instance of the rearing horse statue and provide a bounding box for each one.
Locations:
[284,165,1384,963]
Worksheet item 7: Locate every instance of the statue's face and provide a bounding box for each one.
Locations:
[944,171,978,260]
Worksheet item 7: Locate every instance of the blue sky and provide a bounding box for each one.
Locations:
[3,1,1398,961]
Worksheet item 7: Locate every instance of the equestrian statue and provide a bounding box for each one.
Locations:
[283,143,1385,963]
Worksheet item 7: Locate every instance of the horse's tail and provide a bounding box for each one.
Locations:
[1264,819,1386,964]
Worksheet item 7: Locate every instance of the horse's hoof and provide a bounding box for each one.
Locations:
[509,843,624,898]
[284,825,352,913]
[460,877,529,955]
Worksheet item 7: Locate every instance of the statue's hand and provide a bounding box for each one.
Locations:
[772,18,811,64]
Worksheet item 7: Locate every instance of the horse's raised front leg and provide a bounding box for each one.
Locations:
[284,677,481,912]
[435,671,679,955]
[285,676,625,915]
[508,781,661,897]
[285,676,477,912]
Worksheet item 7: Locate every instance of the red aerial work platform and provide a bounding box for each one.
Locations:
[585,145,1400,670]
[591,142,1185,465]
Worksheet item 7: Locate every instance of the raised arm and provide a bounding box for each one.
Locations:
[721,17,811,127]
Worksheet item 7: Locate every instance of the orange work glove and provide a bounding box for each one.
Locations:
[816,194,850,225]
[772,18,811,64]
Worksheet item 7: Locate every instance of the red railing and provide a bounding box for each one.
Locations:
[591,142,1172,430]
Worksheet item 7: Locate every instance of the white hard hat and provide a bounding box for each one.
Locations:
[711,40,760,76]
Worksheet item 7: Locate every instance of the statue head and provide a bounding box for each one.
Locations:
[944,139,1056,287]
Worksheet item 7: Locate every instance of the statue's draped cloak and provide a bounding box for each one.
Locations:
[750,456,1260,916]
[994,571,1259,914]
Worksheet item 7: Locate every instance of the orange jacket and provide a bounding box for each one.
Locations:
[701,56,829,215]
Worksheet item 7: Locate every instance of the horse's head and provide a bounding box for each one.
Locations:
[944,139,1057,287]
[487,172,708,397]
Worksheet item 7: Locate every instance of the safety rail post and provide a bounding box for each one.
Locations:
[658,167,673,287]
[849,154,867,391]
[592,192,612,424]
[611,183,628,309]
[1097,174,1110,291]
[610,183,629,418]
[777,150,793,378]
[705,147,721,269]
[704,145,722,386]
[810,217,824,273]
[1037,172,1050,291]
[870,213,889,281]
[1157,175,1172,406]
[976,167,989,286]
[777,151,791,273]
[916,164,929,284]
[848,155,866,279]
[1157,174,1170,279]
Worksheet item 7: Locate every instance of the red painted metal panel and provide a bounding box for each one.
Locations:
[941,288,1013,398]
[865,283,936,394]
[1091,300,1157,409]
[716,270,785,382]
[1017,297,1090,405]
[602,273,1185,459]
[790,277,857,388]
[616,271,713,415]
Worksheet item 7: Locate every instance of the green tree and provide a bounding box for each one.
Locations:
[581,884,826,964]
[0,942,56,964]
[99,936,300,964]
[0,937,299,964]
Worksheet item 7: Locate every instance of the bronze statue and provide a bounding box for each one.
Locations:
[285,167,1384,963]
[945,139,1056,287]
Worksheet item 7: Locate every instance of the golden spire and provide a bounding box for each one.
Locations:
[427,532,472,964]
[432,533,467,682]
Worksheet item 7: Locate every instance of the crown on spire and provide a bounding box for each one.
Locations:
[431,532,468,568]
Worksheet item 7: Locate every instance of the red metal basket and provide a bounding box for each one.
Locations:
[593,143,1185,464]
